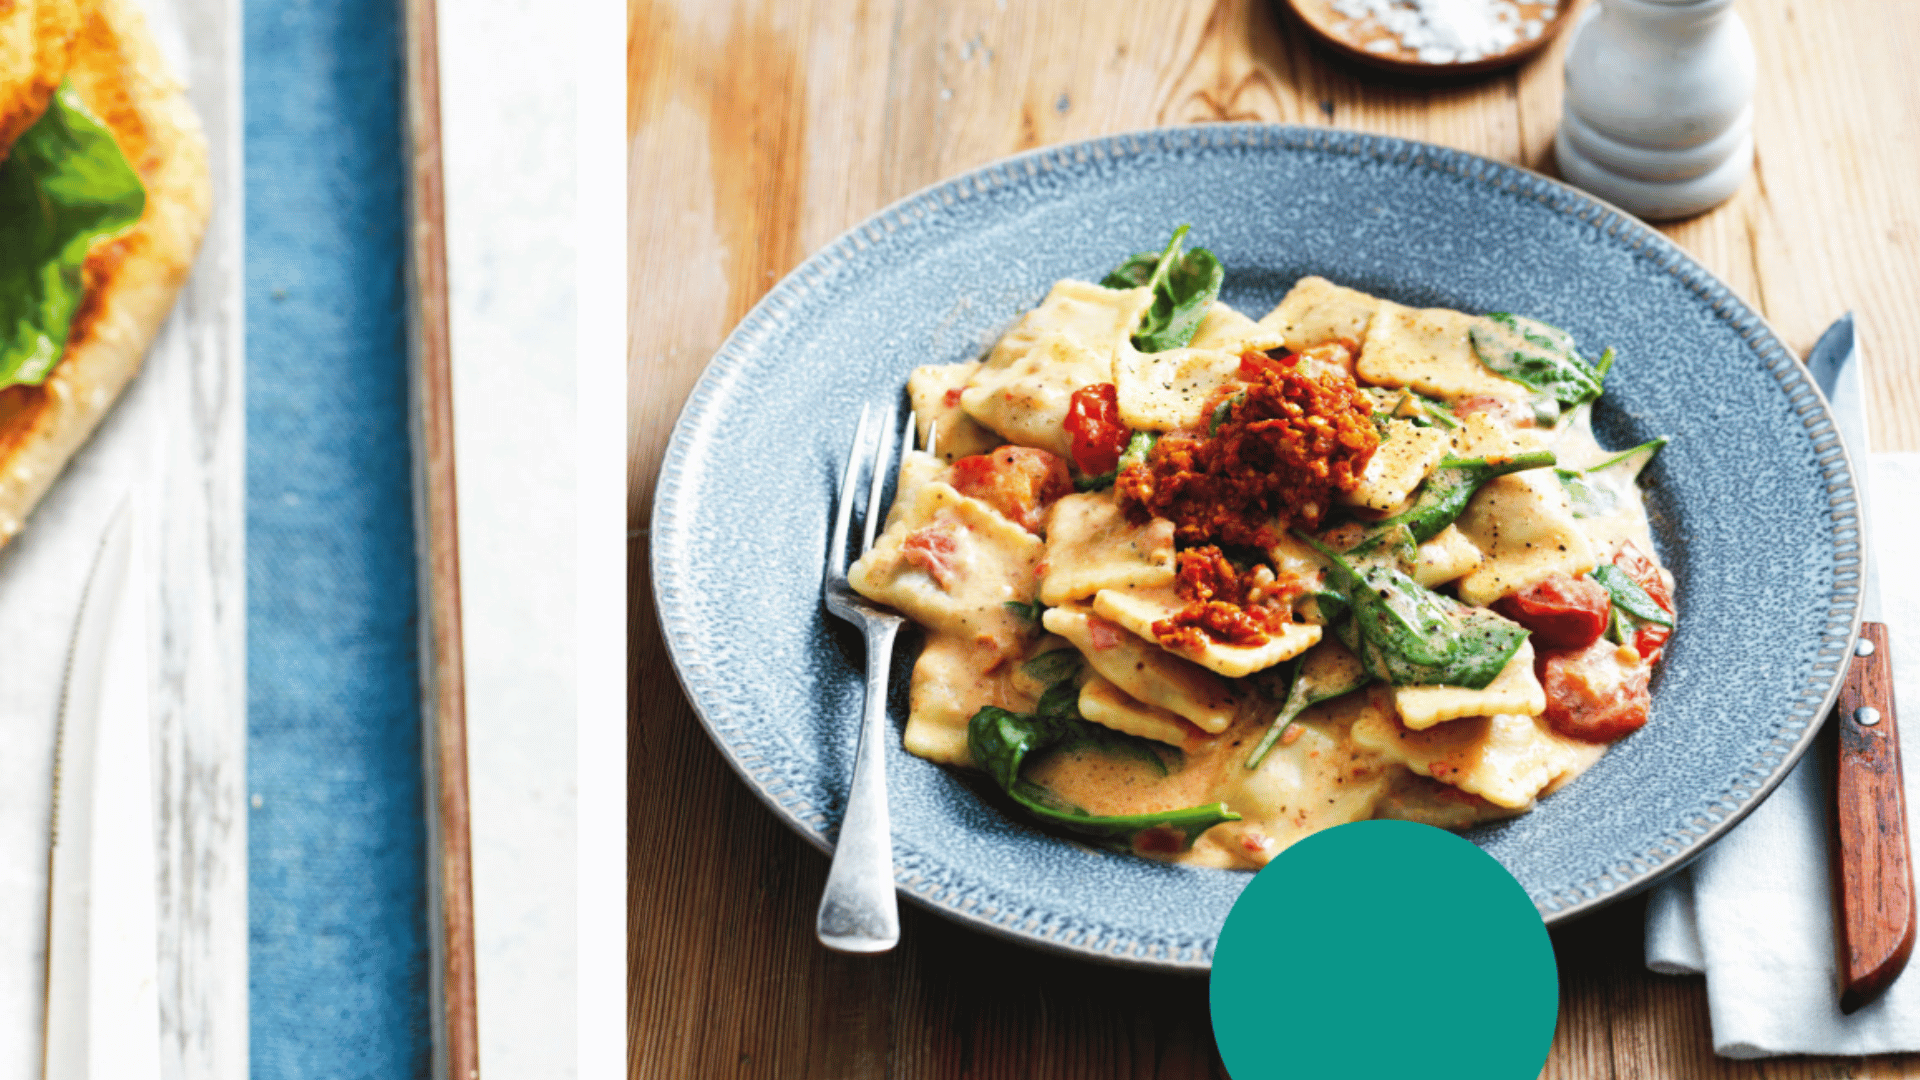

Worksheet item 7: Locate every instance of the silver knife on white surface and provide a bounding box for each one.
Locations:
[44,501,161,1080]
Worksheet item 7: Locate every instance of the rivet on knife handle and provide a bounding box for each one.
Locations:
[1832,622,1916,1013]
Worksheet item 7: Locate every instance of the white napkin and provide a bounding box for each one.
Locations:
[1643,452,1920,1058]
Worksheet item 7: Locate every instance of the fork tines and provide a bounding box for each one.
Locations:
[826,403,920,594]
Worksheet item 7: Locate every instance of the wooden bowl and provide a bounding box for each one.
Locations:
[1284,0,1578,77]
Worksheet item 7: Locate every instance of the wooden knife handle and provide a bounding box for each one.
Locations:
[1832,622,1917,1013]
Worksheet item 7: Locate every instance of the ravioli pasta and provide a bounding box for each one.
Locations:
[848,236,1676,870]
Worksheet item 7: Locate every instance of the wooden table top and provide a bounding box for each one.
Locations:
[630,1,1920,1075]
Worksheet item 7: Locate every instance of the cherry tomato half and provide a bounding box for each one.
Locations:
[1494,573,1612,651]
[1063,383,1129,477]
[950,446,1071,533]
[1540,637,1652,744]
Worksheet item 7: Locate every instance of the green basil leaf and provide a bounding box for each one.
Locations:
[0,83,147,389]
[1468,313,1608,411]
[968,707,1052,793]
[1591,563,1673,627]
[1074,470,1115,492]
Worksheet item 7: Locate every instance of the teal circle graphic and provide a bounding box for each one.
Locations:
[1210,820,1558,1079]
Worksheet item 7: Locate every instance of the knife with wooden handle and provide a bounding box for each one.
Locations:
[1807,313,1916,1013]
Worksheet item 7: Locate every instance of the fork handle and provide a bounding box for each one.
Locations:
[816,620,903,953]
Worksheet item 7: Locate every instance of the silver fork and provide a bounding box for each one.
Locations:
[817,403,920,952]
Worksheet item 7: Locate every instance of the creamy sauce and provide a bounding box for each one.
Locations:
[850,276,1676,870]
[1549,405,1665,561]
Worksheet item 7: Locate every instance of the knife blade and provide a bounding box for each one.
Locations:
[44,501,161,1079]
[1806,313,1917,1014]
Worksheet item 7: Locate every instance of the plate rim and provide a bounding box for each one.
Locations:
[648,123,1863,971]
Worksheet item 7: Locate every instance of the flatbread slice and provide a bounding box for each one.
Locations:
[0,0,211,546]
[0,0,81,153]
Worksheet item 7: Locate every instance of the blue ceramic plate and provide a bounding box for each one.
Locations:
[651,126,1861,970]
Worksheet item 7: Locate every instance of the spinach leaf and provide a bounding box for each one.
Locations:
[1117,429,1159,471]
[1411,394,1460,430]
[1375,605,1530,689]
[1003,599,1047,624]
[1557,437,1666,519]
[1080,428,1160,490]
[1606,605,1635,646]
[1584,436,1667,479]
[1034,669,1167,773]
[1468,313,1609,419]
[1301,531,1529,689]
[1209,391,1246,435]
[1591,563,1673,627]
[1556,469,1615,519]
[1034,679,1083,720]
[1245,644,1371,769]
[1352,451,1557,554]
[1292,588,1349,626]
[0,83,147,389]
[967,706,1232,850]
[1372,411,1396,442]
[1100,251,1162,290]
[1348,563,1457,668]
[1022,648,1083,685]
[1101,225,1223,353]
[1373,388,1459,431]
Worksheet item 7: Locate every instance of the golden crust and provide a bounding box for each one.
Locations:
[0,0,81,154]
[0,0,211,545]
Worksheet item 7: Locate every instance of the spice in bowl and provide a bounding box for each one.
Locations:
[1286,0,1573,74]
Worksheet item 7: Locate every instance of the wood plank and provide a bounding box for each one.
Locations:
[402,0,482,1074]
[630,1,1920,1076]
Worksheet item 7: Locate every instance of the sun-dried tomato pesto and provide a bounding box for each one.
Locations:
[1150,546,1306,652]
[1116,349,1378,547]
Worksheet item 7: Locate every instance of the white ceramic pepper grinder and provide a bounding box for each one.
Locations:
[1555,0,1755,220]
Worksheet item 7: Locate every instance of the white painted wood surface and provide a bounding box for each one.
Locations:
[154,3,246,1075]
[440,1,579,1075]
[0,0,246,1074]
